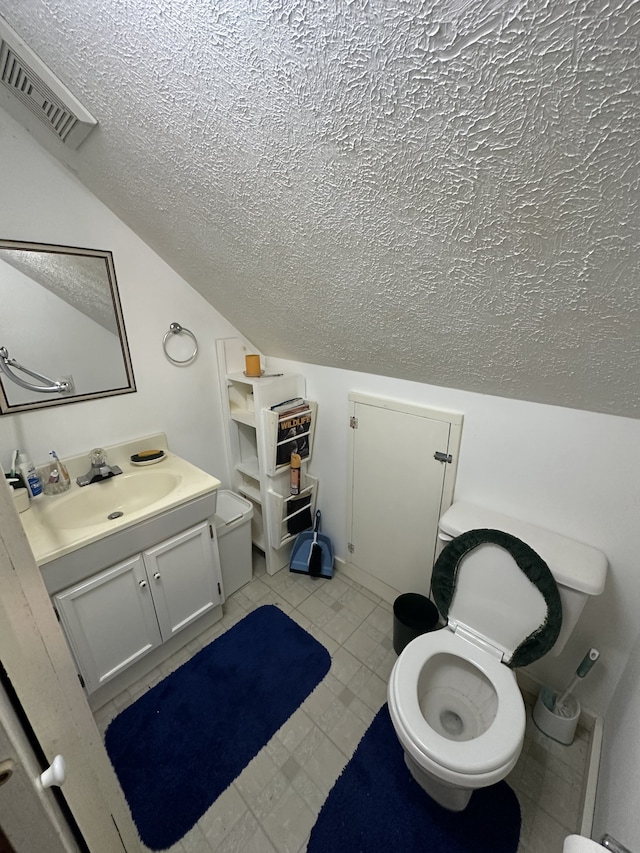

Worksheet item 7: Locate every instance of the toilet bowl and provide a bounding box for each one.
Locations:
[388,502,608,813]
[389,628,526,810]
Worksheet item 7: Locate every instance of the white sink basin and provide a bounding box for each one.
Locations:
[39,471,181,530]
[20,435,222,567]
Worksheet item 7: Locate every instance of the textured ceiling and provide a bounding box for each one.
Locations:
[1,0,639,417]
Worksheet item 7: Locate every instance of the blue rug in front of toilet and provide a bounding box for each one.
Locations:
[307,703,521,853]
[105,605,330,850]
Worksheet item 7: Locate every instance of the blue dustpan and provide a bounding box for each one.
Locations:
[290,511,334,579]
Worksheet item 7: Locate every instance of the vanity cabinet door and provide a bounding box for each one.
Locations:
[54,555,163,694]
[143,520,222,641]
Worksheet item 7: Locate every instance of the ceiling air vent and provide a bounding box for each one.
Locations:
[0,18,97,149]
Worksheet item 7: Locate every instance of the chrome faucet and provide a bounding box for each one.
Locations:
[76,448,122,487]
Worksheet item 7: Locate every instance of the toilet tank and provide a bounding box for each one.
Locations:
[436,502,608,655]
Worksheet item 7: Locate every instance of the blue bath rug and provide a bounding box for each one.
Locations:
[105,605,330,850]
[307,704,521,853]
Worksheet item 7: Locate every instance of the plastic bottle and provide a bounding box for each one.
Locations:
[17,451,43,500]
[290,452,301,495]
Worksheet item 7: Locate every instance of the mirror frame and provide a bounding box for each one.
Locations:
[0,239,136,414]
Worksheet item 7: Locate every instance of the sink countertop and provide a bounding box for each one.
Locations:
[20,434,221,566]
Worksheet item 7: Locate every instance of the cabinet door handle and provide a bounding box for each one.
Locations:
[139,580,147,588]
[153,572,161,580]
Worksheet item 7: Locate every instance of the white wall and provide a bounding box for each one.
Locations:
[0,109,246,482]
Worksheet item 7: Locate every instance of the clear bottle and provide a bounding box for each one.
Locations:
[17,451,43,500]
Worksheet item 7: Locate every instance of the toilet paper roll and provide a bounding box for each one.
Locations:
[563,835,605,852]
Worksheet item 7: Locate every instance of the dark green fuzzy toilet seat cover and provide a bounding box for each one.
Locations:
[432,528,563,669]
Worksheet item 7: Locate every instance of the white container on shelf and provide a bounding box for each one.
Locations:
[214,491,254,596]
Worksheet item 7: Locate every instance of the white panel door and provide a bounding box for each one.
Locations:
[143,521,222,639]
[347,394,462,596]
[0,680,80,853]
[54,555,162,694]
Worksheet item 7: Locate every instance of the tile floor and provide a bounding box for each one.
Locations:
[94,552,590,853]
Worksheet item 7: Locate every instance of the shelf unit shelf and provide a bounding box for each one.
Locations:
[237,482,262,505]
[236,457,260,479]
[230,409,256,427]
[217,338,318,575]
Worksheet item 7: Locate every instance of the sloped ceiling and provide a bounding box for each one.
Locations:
[1,1,639,418]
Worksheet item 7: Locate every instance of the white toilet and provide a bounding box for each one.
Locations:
[388,501,607,812]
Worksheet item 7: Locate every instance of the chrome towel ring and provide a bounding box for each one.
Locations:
[162,322,198,365]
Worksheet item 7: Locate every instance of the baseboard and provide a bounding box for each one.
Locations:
[336,556,400,605]
[580,712,602,837]
[516,670,602,837]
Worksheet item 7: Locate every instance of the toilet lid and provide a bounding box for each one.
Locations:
[432,529,562,668]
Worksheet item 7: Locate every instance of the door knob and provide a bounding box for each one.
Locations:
[139,580,147,588]
[153,572,161,580]
[40,754,66,789]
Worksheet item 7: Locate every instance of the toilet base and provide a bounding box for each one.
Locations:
[404,752,472,812]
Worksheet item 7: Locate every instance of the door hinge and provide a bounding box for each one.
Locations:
[350,416,358,429]
[77,673,85,689]
[209,524,214,539]
[434,451,453,464]
[217,582,222,596]
[347,542,354,553]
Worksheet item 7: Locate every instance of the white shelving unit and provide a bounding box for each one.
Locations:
[217,338,318,575]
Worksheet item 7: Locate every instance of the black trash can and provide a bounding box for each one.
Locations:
[393,593,440,655]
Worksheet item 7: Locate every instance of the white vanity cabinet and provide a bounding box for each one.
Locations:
[53,520,222,694]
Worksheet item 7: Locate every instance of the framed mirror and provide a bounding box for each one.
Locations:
[0,239,136,414]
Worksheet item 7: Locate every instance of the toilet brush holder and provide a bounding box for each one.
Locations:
[533,686,581,745]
